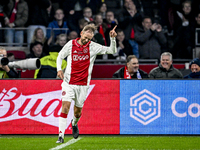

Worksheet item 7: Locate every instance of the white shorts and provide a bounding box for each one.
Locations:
[61,81,89,108]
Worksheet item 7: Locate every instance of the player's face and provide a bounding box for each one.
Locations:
[80,30,94,45]
[161,55,172,70]
[127,58,139,73]
[191,64,200,73]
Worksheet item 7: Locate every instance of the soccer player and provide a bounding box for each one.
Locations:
[56,24,117,143]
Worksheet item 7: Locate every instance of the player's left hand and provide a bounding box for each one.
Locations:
[109,25,117,38]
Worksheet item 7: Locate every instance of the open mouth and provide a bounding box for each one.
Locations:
[191,68,197,73]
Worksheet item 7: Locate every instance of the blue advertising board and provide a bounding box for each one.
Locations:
[120,80,200,134]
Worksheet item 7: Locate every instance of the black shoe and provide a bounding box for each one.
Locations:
[56,136,64,143]
[71,120,79,139]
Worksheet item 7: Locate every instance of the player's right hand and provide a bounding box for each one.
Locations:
[109,25,117,38]
[57,70,64,80]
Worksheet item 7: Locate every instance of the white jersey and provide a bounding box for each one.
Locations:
[57,37,117,86]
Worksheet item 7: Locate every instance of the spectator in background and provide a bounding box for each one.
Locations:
[94,14,108,45]
[34,34,67,78]
[172,0,195,59]
[88,21,106,59]
[27,41,46,59]
[26,0,51,45]
[0,1,9,43]
[54,33,67,47]
[31,28,48,44]
[98,2,107,20]
[49,33,68,53]
[105,11,118,29]
[118,0,141,58]
[46,9,70,43]
[78,18,88,35]
[88,21,105,45]
[112,55,148,78]
[104,11,118,45]
[149,52,183,78]
[62,0,86,33]
[134,16,167,59]
[83,7,93,22]
[110,29,133,60]
[31,28,50,55]
[184,58,200,78]
[0,47,18,78]
[3,0,28,46]
[67,31,78,41]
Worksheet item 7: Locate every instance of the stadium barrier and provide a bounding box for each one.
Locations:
[0,79,199,135]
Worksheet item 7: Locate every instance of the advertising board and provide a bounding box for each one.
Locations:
[120,80,200,134]
[0,80,120,134]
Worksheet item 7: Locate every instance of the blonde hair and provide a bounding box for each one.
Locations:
[55,34,67,44]
[82,24,97,33]
[31,28,46,43]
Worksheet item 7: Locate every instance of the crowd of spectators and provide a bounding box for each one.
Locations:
[1,0,200,79]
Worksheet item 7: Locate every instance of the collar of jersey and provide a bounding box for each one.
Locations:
[75,38,91,48]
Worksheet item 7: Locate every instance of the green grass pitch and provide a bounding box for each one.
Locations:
[0,135,200,150]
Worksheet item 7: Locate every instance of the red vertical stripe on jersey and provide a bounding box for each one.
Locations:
[69,39,90,85]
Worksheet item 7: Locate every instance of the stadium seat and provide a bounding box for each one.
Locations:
[20,70,35,78]
[7,50,26,60]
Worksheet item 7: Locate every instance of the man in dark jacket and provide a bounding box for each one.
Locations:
[184,58,200,78]
[134,16,167,59]
[149,52,183,78]
[26,41,46,59]
[112,55,148,79]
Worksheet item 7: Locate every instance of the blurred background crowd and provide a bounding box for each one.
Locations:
[1,0,200,79]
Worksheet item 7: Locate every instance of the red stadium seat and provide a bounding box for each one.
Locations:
[7,50,26,60]
[20,70,35,78]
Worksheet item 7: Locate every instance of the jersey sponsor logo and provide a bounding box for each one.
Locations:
[73,55,89,61]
